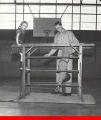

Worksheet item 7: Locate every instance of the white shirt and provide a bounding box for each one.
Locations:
[54,30,79,55]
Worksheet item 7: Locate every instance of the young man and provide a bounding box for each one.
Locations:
[45,21,79,95]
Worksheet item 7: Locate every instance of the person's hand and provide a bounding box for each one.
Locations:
[44,54,50,57]
[17,43,21,47]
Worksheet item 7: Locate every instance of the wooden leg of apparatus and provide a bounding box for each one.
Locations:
[19,46,26,99]
[26,52,31,95]
[78,45,83,100]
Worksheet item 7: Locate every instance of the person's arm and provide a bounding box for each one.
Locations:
[44,49,57,57]
[68,31,80,54]
[69,31,79,46]
[16,33,21,46]
[44,34,58,57]
[16,29,21,46]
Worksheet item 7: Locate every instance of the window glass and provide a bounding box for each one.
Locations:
[40,5,55,13]
[41,0,56,3]
[0,0,14,3]
[81,23,96,30]
[82,0,96,4]
[81,6,96,14]
[0,5,15,13]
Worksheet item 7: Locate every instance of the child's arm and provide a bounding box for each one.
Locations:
[16,30,21,46]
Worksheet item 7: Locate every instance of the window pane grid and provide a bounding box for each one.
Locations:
[0,1,101,30]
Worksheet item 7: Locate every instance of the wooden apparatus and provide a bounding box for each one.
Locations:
[12,43,94,100]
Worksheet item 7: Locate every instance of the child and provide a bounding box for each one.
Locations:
[12,21,28,63]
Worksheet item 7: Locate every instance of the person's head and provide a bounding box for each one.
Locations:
[19,21,28,31]
[54,21,63,33]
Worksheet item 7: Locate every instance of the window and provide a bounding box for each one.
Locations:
[41,0,56,3]
[0,14,15,29]
[0,0,14,3]
[40,5,56,13]
[81,6,96,14]
[81,23,96,30]
[24,5,39,13]
[57,0,72,3]
[97,15,101,30]
[73,6,80,13]
[0,0,100,30]
[82,0,96,4]
[0,4,15,13]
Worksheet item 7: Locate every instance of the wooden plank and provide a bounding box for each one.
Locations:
[78,45,83,99]
[26,56,79,59]
[19,46,26,98]
[26,83,79,87]
[12,43,95,48]
[28,69,79,73]
[26,52,31,95]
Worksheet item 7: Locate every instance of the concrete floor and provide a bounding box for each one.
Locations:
[0,78,101,116]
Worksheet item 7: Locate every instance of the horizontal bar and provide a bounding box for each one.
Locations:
[1,13,101,16]
[27,70,79,73]
[26,56,79,59]
[12,43,95,47]
[31,82,56,84]
[1,2,101,6]
[27,86,54,89]
[26,83,79,87]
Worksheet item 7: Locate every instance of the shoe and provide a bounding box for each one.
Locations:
[20,67,30,71]
[51,87,60,94]
[62,93,71,96]
[51,91,59,94]
[26,67,30,71]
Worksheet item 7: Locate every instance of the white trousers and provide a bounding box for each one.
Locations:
[56,50,73,93]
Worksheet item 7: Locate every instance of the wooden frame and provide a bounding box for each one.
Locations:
[12,43,94,100]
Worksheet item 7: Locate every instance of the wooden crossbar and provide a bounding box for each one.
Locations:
[12,43,95,48]
[14,43,95,100]
[26,56,79,59]
[26,83,79,87]
[27,69,79,73]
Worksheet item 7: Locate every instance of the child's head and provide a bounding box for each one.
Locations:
[19,21,28,31]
